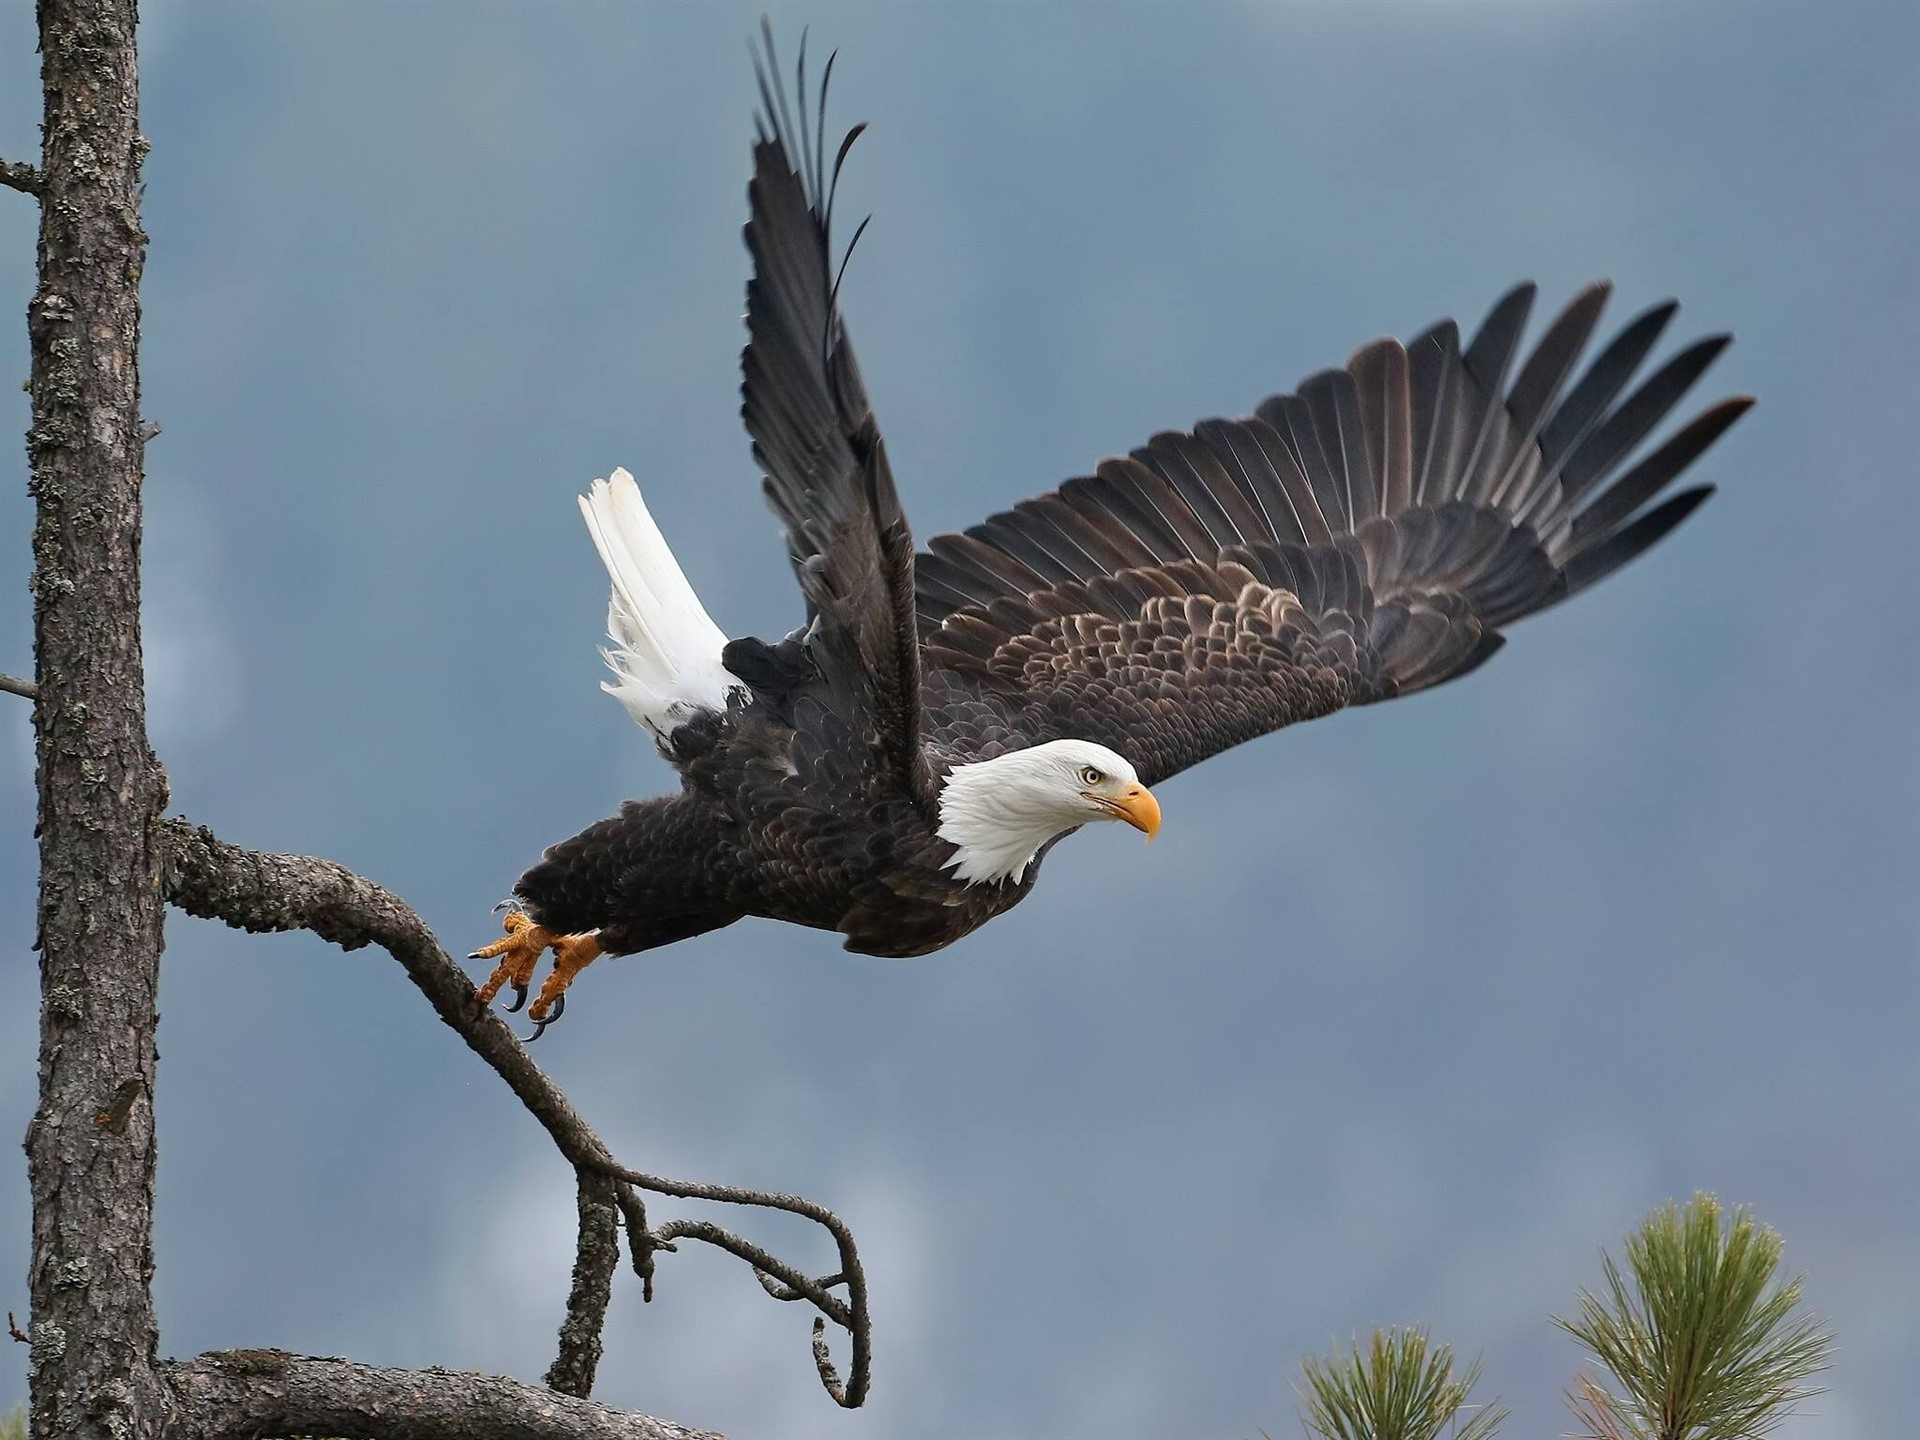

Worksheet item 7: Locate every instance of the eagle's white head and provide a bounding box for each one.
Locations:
[935,739,1162,886]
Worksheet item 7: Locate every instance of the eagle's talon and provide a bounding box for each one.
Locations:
[523,992,567,1043]
[471,910,555,1012]
[471,912,601,1037]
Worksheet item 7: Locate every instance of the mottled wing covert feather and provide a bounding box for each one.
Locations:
[917,283,1749,785]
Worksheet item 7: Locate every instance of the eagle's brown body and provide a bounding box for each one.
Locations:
[517,713,1040,961]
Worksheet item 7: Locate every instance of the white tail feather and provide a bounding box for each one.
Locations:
[578,468,737,737]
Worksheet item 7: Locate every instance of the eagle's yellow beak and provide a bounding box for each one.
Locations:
[1088,782,1161,840]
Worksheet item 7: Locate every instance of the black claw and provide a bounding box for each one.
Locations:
[522,992,565,1044]
[504,981,529,1014]
[466,950,485,960]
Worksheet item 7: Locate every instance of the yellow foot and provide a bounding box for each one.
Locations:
[469,911,604,1042]
[527,932,604,1034]
[471,910,551,1013]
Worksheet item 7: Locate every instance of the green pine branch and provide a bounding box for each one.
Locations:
[1555,1193,1833,1440]
[1292,1326,1507,1440]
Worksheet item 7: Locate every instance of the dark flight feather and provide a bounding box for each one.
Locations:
[915,285,1748,786]
[740,22,928,805]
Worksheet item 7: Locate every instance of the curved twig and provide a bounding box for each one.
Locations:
[161,817,873,1408]
[641,1197,868,1401]
[757,1268,847,1302]
[811,1317,852,1407]
[611,1178,658,1298]
[649,1218,852,1328]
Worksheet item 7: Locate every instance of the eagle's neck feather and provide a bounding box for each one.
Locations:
[935,751,1077,886]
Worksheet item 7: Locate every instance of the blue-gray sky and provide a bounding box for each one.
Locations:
[2,2,1915,1435]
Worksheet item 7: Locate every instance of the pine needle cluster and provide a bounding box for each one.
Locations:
[1556,1192,1833,1440]
[1294,1326,1507,1440]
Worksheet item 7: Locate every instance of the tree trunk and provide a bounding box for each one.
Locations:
[23,0,168,1436]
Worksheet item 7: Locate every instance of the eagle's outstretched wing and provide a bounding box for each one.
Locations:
[916,283,1750,786]
[740,27,925,800]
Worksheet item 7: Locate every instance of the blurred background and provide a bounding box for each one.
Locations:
[2,2,1914,1435]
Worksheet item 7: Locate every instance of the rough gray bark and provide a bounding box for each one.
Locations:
[23,1,171,1437]
[545,1174,620,1399]
[157,1351,726,1440]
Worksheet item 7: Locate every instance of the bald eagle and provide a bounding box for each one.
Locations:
[473,38,1749,1035]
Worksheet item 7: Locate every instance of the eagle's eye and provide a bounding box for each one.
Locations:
[1079,765,1104,787]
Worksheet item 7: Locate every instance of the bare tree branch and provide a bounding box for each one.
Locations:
[546,1172,620,1398]
[161,816,874,1408]
[1,154,43,194]
[159,1350,726,1440]
[162,818,587,1130]
[0,670,37,699]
